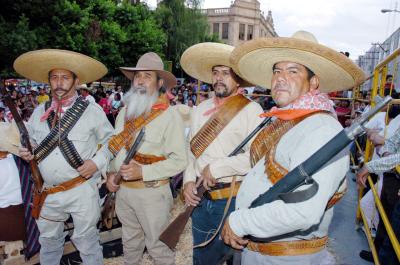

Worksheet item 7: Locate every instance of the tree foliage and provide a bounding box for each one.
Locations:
[0,0,217,78]
[155,0,219,74]
[0,0,165,77]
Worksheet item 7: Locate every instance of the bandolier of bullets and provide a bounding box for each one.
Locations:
[108,109,163,157]
[34,97,89,166]
[190,118,225,158]
[190,94,250,159]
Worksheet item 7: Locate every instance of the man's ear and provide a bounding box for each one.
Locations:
[309,75,319,92]
[74,78,80,87]
[158,79,164,90]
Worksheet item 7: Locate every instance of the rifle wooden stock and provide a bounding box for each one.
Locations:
[159,186,206,249]
[159,117,273,249]
[0,84,44,219]
[102,128,145,229]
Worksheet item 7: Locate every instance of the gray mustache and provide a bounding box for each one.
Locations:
[132,86,147,95]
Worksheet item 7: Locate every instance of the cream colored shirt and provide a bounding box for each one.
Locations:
[229,114,349,241]
[183,97,264,185]
[27,100,114,186]
[110,106,188,181]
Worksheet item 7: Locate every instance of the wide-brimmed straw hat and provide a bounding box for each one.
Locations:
[0,121,20,156]
[14,49,107,84]
[180,42,252,87]
[120,52,177,89]
[230,31,366,92]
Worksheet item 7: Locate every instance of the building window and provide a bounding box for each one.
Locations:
[222,23,229,39]
[247,25,253,40]
[213,23,220,37]
[239,24,245,40]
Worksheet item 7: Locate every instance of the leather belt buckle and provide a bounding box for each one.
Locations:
[144,180,159,188]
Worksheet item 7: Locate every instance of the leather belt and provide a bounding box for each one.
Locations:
[205,182,241,200]
[133,153,166,165]
[121,178,170,189]
[0,151,9,160]
[247,236,328,256]
[33,175,87,219]
[43,175,87,195]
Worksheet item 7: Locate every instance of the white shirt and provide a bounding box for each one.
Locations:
[229,114,349,240]
[0,154,23,208]
[27,100,114,186]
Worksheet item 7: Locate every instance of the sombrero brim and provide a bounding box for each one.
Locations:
[119,67,177,89]
[230,37,366,92]
[0,121,20,156]
[14,49,107,84]
[180,42,252,87]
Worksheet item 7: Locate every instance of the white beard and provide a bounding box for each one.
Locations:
[124,85,158,119]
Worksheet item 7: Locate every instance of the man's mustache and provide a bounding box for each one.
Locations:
[54,87,68,92]
[213,82,227,89]
[132,86,147,94]
[272,83,287,90]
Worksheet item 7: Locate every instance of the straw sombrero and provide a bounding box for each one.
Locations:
[230,31,366,92]
[120,52,177,89]
[14,49,107,84]
[0,121,20,156]
[180,42,252,87]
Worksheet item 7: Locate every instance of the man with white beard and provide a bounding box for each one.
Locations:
[105,52,188,265]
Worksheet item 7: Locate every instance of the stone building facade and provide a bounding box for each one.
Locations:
[202,0,277,47]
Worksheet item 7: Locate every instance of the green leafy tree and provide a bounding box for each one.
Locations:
[0,0,166,78]
[155,0,219,75]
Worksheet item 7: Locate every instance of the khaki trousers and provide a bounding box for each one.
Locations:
[116,184,174,265]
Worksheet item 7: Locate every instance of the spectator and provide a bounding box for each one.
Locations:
[79,84,96,104]
[187,99,194,108]
[335,100,351,127]
[384,74,398,98]
[98,92,111,115]
[110,93,123,126]
[36,87,49,104]
[357,126,400,264]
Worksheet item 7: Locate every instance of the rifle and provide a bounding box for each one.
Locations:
[248,96,392,241]
[0,83,44,219]
[159,116,273,249]
[102,128,145,229]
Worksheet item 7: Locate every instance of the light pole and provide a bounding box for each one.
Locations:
[381,9,400,13]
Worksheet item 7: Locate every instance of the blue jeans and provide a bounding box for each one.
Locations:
[192,197,236,265]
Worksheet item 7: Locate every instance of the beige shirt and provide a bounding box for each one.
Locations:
[27,100,114,186]
[110,106,188,181]
[183,97,264,185]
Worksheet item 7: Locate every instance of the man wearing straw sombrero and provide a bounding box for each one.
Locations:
[221,31,365,264]
[105,52,187,265]
[15,49,114,265]
[180,43,263,265]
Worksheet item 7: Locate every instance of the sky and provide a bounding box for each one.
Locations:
[146,0,400,60]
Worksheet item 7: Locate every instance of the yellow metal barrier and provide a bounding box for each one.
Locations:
[367,176,400,261]
[356,47,400,264]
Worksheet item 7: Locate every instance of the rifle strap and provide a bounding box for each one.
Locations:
[193,176,237,248]
[34,97,89,168]
[190,95,250,158]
